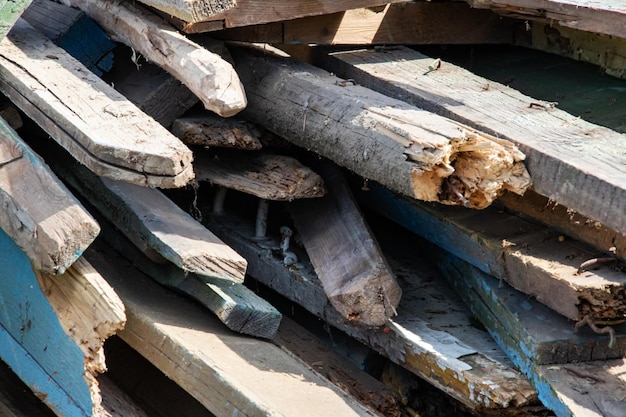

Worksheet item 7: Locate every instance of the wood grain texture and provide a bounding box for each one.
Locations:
[313,45,626,234]
[233,45,530,209]
[218,2,514,45]
[0,117,99,274]
[63,0,246,117]
[466,0,626,39]
[195,150,325,200]
[172,115,262,150]
[204,212,538,411]
[137,0,236,23]
[289,161,401,327]
[84,240,380,417]
[0,19,194,188]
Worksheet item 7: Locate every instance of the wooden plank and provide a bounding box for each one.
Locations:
[195,150,325,200]
[465,0,626,39]
[0,117,99,274]
[137,0,236,24]
[22,0,115,76]
[84,240,381,417]
[356,182,626,323]
[164,0,406,30]
[232,45,530,209]
[437,248,626,417]
[0,227,125,417]
[217,2,514,45]
[64,0,246,117]
[203,210,539,411]
[0,19,194,188]
[309,45,626,234]
[0,0,31,39]
[288,161,401,327]
[172,115,262,150]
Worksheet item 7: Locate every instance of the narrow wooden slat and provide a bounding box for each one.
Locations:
[0,19,194,188]
[311,44,626,233]
[64,0,246,117]
[232,45,530,209]
[0,117,99,274]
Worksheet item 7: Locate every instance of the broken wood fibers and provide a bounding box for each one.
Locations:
[232,45,531,209]
[289,161,402,327]
[172,115,262,150]
[0,20,194,188]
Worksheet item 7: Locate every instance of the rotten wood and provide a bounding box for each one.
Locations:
[62,0,246,117]
[307,45,626,234]
[288,161,401,327]
[217,2,514,45]
[232,45,530,209]
[172,115,262,150]
[0,19,194,188]
[195,150,325,201]
[0,116,99,274]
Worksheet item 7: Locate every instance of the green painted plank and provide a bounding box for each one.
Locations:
[0,1,31,39]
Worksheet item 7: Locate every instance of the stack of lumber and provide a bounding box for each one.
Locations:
[0,1,624,417]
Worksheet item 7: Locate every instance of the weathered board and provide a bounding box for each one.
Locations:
[172,115,262,150]
[466,0,626,39]
[356,182,626,323]
[0,0,31,39]
[0,116,99,274]
[288,161,401,327]
[84,240,381,417]
[137,0,236,24]
[63,0,246,117]
[216,2,514,45]
[0,19,194,188]
[232,45,530,209]
[310,45,626,235]
[203,211,539,411]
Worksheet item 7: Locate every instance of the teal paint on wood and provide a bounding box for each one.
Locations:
[0,227,91,416]
[0,1,32,39]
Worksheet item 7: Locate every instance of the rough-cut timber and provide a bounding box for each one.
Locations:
[85,240,381,417]
[0,0,31,39]
[357,183,626,323]
[195,150,325,201]
[233,46,530,209]
[289,161,401,327]
[172,115,262,150]
[0,227,125,417]
[218,2,514,45]
[204,211,539,411]
[138,0,236,24]
[0,117,99,274]
[311,45,626,234]
[465,0,626,39]
[62,0,246,117]
[0,19,194,188]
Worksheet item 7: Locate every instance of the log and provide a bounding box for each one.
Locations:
[0,117,99,274]
[217,2,515,45]
[84,240,381,417]
[0,19,194,188]
[232,45,530,209]
[0,227,125,417]
[465,0,626,39]
[203,210,539,411]
[309,45,626,234]
[0,0,30,39]
[288,161,401,327]
[62,0,246,117]
[172,115,262,150]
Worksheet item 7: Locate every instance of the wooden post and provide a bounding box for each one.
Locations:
[289,161,401,327]
[62,0,247,117]
[231,45,530,209]
[0,117,99,274]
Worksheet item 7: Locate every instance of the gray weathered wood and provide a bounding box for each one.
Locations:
[172,115,262,150]
[84,240,381,417]
[232,45,530,209]
[0,116,99,274]
[313,44,626,233]
[289,161,401,327]
[0,19,194,188]
[195,150,325,200]
[137,0,236,24]
[62,0,246,117]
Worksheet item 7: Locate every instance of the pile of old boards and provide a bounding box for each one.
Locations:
[0,0,624,416]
